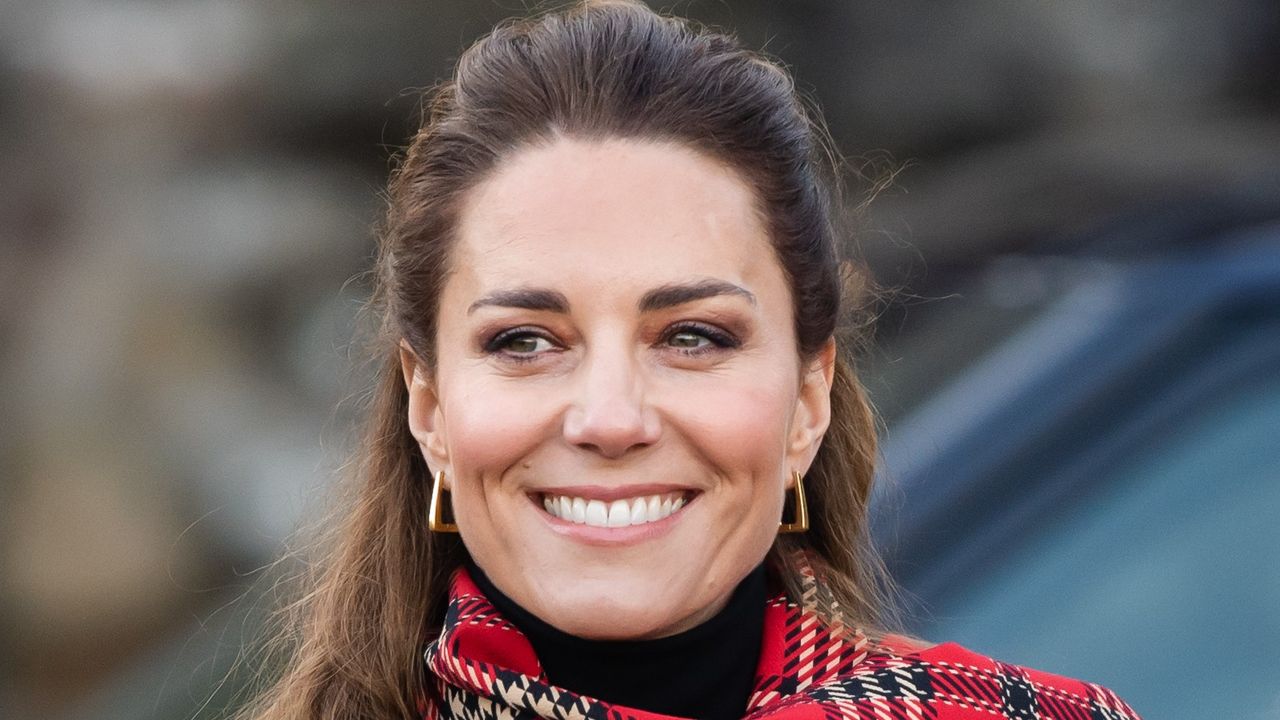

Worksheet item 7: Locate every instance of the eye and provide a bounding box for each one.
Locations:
[667,330,712,350]
[484,327,559,360]
[503,334,553,354]
[662,322,738,354]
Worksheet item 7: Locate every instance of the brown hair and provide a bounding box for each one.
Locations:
[239,1,894,717]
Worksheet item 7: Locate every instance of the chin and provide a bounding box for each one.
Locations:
[531,579,694,640]
[524,576,675,638]
[548,601,678,641]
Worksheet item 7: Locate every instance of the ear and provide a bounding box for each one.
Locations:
[786,337,836,486]
[398,340,451,480]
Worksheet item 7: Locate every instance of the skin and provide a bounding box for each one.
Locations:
[400,136,835,640]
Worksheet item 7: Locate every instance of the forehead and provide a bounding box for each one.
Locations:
[450,137,783,296]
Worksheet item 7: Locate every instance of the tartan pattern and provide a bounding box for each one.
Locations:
[421,566,1142,720]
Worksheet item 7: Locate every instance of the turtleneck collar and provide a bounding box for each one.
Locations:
[466,560,768,720]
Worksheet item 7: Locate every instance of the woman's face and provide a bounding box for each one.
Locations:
[401,137,834,640]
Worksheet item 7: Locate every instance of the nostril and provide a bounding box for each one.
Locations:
[575,440,646,460]
[562,403,660,459]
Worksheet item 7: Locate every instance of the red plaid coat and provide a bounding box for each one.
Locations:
[421,568,1142,720]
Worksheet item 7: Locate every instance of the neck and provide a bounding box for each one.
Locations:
[467,561,768,720]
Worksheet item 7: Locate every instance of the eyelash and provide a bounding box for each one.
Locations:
[483,326,556,362]
[483,322,739,363]
[663,322,739,355]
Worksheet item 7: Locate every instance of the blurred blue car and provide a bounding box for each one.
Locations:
[871,222,1280,720]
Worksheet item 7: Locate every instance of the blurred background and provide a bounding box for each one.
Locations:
[2,1,1278,718]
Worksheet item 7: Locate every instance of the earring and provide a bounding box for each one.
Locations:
[428,470,459,533]
[778,470,809,533]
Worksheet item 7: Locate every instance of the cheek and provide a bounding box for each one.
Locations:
[438,376,558,479]
[434,376,558,570]
[661,369,798,467]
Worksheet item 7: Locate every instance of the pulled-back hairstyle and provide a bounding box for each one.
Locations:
[240,2,894,717]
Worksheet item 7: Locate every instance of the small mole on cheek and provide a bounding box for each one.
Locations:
[521,461,533,469]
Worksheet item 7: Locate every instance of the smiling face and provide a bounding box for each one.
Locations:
[400,137,834,640]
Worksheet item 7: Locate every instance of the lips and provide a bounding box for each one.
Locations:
[538,490,694,528]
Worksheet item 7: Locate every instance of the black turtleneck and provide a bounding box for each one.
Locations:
[467,561,767,720]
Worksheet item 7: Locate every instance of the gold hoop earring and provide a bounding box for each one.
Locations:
[779,470,809,533]
[429,470,459,533]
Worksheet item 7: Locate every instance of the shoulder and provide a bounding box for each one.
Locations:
[749,610,1143,720]
[754,570,1141,720]
[852,637,1144,720]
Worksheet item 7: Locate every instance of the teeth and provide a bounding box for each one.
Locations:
[585,500,608,526]
[541,491,689,527]
[607,500,630,528]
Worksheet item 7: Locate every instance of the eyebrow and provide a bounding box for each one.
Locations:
[466,279,756,315]
[638,279,757,312]
[468,288,570,315]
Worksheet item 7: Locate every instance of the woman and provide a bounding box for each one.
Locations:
[240,2,1143,718]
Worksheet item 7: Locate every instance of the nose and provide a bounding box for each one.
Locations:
[562,348,661,459]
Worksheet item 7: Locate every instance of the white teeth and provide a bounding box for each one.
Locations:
[607,500,630,527]
[541,491,690,527]
[585,499,608,527]
[629,497,647,525]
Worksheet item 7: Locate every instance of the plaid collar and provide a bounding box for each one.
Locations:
[421,565,1141,720]
[421,564,872,720]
